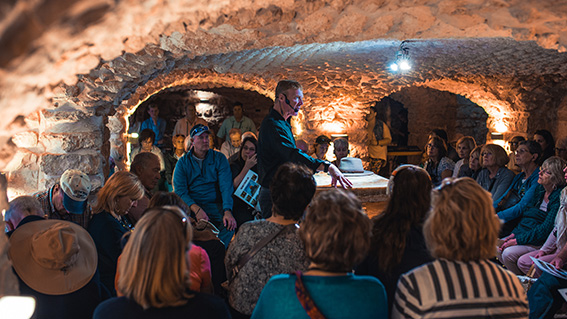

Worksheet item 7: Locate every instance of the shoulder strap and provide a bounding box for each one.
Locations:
[294,271,327,319]
[229,224,296,282]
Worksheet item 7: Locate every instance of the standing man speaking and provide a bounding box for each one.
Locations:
[258,80,352,218]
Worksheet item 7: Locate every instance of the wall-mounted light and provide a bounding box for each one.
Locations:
[389,40,412,72]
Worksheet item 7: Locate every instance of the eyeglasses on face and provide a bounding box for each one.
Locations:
[515,149,530,155]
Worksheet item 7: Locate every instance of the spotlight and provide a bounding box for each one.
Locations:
[389,40,412,73]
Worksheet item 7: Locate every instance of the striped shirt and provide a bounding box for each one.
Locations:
[392,259,528,319]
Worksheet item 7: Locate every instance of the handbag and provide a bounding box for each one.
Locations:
[223,223,297,289]
[190,217,220,242]
[294,271,327,319]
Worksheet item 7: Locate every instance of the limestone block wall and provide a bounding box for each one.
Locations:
[7,103,106,196]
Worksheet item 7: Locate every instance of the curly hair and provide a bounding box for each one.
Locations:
[424,177,501,261]
[299,189,372,271]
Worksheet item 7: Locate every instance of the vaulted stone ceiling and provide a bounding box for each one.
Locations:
[2,0,567,193]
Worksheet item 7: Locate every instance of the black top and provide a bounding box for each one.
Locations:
[88,211,130,297]
[356,225,433,312]
[18,271,103,319]
[6,215,45,237]
[93,291,231,319]
[257,109,323,187]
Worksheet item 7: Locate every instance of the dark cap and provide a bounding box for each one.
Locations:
[190,124,210,138]
[315,135,331,145]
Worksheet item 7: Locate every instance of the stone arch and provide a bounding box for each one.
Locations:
[7,38,567,195]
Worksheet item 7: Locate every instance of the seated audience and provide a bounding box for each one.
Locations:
[164,134,186,192]
[496,141,542,233]
[128,152,162,224]
[9,219,101,319]
[429,128,459,162]
[556,136,567,161]
[88,171,144,297]
[332,137,349,167]
[528,241,567,318]
[5,195,44,237]
[173,103,207,137]
[225,163,314,318]
[424,136,454,186]
[253,189,388,319]
[148,192,226,297]
[311,135,331,160]
[230,135,258,229]
[469,145,483,179]
[534,129,556,163]
[498,156,567,274]
[357,165,433,311]
[93,206,230,319]
[130,128,165,171]
[476,143,515,201]
[452,136,476,177]
[174,124,236,248]
[392,177,529,318]
[221,128,242,159]
[218,102,257,144]
[140,104,166,147]
[507,135,526,174]
[33,168,92,229]
[517,188,567,276]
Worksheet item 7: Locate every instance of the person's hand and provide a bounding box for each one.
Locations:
[223,210,237,231]
[192,205,209,221]
[534,250,547,259]
[245,154,257,170]
[550,256,566,269]
[500,238,517,251]
[328,164,353,189]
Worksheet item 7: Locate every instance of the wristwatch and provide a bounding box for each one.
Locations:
[322,161,331,173]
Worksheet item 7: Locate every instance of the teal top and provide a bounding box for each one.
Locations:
[251,273,388,319]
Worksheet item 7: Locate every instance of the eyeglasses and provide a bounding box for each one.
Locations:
[515,149,530,155]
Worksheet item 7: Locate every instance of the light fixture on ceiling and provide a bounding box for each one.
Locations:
[389,40,411,72]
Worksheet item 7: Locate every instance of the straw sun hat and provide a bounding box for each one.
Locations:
[8,219,97,295]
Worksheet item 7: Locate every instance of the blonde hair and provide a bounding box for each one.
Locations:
[424,177,501,261]
[93,171,144,214]
[541,156,567,188]
[299,189,371,271]
[480,144,509,167]
[117,206,193,309]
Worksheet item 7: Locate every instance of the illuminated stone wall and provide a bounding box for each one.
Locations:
[3,0,567,194]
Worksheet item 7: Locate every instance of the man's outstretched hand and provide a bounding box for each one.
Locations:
[328,164,353,189]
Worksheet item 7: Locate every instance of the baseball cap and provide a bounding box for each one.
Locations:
[60,169,91,215]
[315,135,331,145]
[190,124,210,138]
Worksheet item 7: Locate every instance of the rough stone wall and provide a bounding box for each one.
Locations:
[2,0,567,194]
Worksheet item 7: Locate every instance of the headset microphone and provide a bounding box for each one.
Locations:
[282,93,300,113]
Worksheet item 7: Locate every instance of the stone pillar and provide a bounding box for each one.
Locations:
[7,102,105,195]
